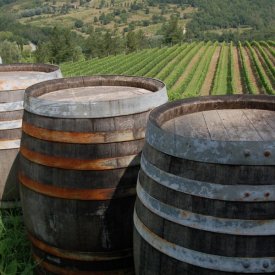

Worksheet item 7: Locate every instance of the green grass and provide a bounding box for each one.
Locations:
[0,209,34,275]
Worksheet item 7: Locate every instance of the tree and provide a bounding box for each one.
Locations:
[0,40,20,63]
[35,27,83,63]
[160,15,183,44]
[126,30,146,53]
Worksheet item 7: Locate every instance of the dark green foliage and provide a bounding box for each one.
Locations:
[159,15,183,44]
[74,19,84,28]
[0,0,16,7]
[0,13,52,45]
[186,0,275,41]
[126,30,147,52]
[0,40,20,63]
[35,27,84,63]
[83,29,125,58]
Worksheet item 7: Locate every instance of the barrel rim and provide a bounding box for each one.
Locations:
[24,75,168,118]
[0,63,60,73]
[146,95,275,165]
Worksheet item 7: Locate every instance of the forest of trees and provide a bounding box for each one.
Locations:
[186,0,275,41]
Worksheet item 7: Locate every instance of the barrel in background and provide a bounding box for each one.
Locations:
[19,75,168,274]
[0,64,62,208]
[134,95,275,274]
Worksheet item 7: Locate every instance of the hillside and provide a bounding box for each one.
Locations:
[186,0,275,40]
[0,0,191,36]
[61,41,275,98]
[0,0,274,64]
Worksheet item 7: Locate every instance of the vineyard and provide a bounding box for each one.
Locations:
[61,41,275,99]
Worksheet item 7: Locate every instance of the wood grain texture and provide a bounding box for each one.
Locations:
[0,64,61,207]
[24,75,167,118]
[20,76,167,273]
[134,95,275,275]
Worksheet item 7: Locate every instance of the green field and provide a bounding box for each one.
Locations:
[61,41,275,98]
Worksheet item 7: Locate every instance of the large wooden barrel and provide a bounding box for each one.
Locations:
[0,64,62,208]
[134,95,275,275]
[19,75,168,274]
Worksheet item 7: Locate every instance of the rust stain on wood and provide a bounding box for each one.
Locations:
[20,146,140,170]
[22,122,145,144]
[29,233,133,262]
[19,173,136,200]
[33,253,132,275]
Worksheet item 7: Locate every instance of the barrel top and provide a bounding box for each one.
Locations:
[24,75,168,118]
[163,109,275,142]
[39,85,152,102]
[146,95,275,165]
[0,63,62,91]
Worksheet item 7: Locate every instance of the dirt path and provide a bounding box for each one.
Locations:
[200,46,221,96]
[242,47,261,94]
[171,45,206,90]
[232,46,243,94]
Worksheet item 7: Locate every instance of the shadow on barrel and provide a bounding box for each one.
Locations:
[28,154,140,275]
[101,154,140,275]
[0,152,20,209]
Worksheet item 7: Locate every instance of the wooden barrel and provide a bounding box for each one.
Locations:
[19,75,167,274]
[134,95,275,275]
[0,64,62,208]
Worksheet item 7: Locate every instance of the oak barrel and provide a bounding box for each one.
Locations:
[134,95,275,274]
[19,75,167,274]
[0,64,62,208]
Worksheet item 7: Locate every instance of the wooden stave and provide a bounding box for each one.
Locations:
[23,75,168,118]
[134,96,275,275]
[20,76,167,274]
[0,64,62,206]
[20,112,145,250]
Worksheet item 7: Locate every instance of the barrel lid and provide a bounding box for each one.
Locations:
[0,63,62,91]
[146,95,275,165]
[24,75,168,118]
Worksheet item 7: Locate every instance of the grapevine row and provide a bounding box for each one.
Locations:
[165,42,204,90]
[170,41,211,99]
[260,41,275,58]
[238,42,258,94]
[105,48,160,74]
[145,44,187,78]
[228,41,237,94]
[253,41,275,78]
[212,42,229,95]
[155,42,196,81]
[183,42,218,98]
[246,41,274,94]
[120,48,165,75]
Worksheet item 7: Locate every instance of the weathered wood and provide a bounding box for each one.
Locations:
[134,95,275,274]
[202,110,228,140]
[19,75,167,273]
[39,86,151,101]
[0,64,62,208]
[24,75,168,118]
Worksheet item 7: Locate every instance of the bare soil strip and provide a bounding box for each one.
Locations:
[243,47,261,94]
[200,46,221,96]
[232,46,244,94]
